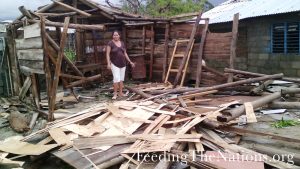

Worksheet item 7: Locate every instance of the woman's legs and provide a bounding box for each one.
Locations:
[118,66,126,96]
[111,64,120,99]
[113,83,118,99]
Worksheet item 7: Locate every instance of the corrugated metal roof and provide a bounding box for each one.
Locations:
[201,0,300,24]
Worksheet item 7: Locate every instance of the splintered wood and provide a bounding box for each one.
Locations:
[3,80,300,169]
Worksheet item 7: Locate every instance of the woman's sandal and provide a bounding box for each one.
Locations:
[112,94,118,100]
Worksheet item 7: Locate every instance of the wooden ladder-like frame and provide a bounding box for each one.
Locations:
[164,39,195,87]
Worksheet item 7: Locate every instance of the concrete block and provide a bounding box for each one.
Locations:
[291,62,300,69]
[236,64,248,70]
[297,70,300,77]
[258,54,269,60]
[283,69,297,77]
[279,62,292,69]
[248,67,258,73]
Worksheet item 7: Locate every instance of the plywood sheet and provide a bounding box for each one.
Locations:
[0,136,58,155]
[24,23,41,39]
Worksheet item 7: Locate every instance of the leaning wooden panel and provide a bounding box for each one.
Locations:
[24,23,41,39]
[15,37,43,50]
[17,49,44,60]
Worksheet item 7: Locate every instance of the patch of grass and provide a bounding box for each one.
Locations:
[271,118,300,128]
[64,48,76,62]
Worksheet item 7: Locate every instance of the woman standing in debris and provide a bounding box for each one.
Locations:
[106,30,135,100]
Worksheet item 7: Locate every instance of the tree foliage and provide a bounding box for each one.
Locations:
[118,0,208,17]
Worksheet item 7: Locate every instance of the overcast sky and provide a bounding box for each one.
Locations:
[0,0,226,21]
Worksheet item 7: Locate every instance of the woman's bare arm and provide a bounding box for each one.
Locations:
[124,51,135,68]
[106,45,111,69]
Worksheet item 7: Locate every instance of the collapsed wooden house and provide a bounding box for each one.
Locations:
[6,0,240,121]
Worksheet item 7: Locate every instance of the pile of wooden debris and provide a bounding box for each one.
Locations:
[1,69,300,169]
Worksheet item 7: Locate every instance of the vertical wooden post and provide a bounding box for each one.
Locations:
[142,25,146,54]
[173,11,202,88]
[30,73,40,109]
[6,25,21,94]
[49,17,70,121]
[122,25,127,46]
[149,24,155,80]
[195,19,209,87]
[162,23,170,82]
[228,13,239,83]
[55,27,61,43]
[41,16,52,112]
[92,30,99,63]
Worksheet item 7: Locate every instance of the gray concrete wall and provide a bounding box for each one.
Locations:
[207,12,300,77]
[245,13,300,77]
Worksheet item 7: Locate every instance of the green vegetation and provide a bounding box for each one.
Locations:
[64,48,76,62]
[120,0,209,17]
[271,118,300,128]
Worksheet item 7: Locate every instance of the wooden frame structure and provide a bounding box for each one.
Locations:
[7,0,240,121]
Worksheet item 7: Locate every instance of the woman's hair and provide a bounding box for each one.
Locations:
[112,30,121,37]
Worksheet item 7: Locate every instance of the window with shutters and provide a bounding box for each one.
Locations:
[271,23,300,54]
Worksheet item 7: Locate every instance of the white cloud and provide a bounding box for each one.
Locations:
[0,0,51,20]
[0,0,120,21]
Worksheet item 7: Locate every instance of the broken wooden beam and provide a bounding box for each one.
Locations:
[195,19,208,87]
[66,74,101,88]
[46,33,84,77]
[218,88,300,122]
[269,101,300,109]
[52,0,91,17]
[224,68,300,83]
[227,13,239,82]
[18,6,33,19]
[28,19,105,30]
[250,80,273,95]
[49,17,70,121]
[162,23,170,81]
[150,73,283,95]
[19,77,32,100]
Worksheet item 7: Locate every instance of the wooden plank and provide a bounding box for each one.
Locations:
[162,23,169,82]
[30,73,40,109]
[74,136,135,149]
[191,130,204,152]
[41,16,52,112]
[20,65,44,74]
[19,77,31,100]
[24,23,41,39]
[149,25,154,80]
[0,137,58,155]
[142,26,146,54]
[195,19,208,87]
[15,37,43,50]
[53,144,130,169]
[228,13,239,82]
[63,123,105,137]
[49,128,72,146]
[28,19,105,30]
[48,17,70,121]
[53,0,91,17]
[244,102,257,123]
[17,49,44,60]
[178,96,187,108]
[222,126,300,143]
[18,60,44,69]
